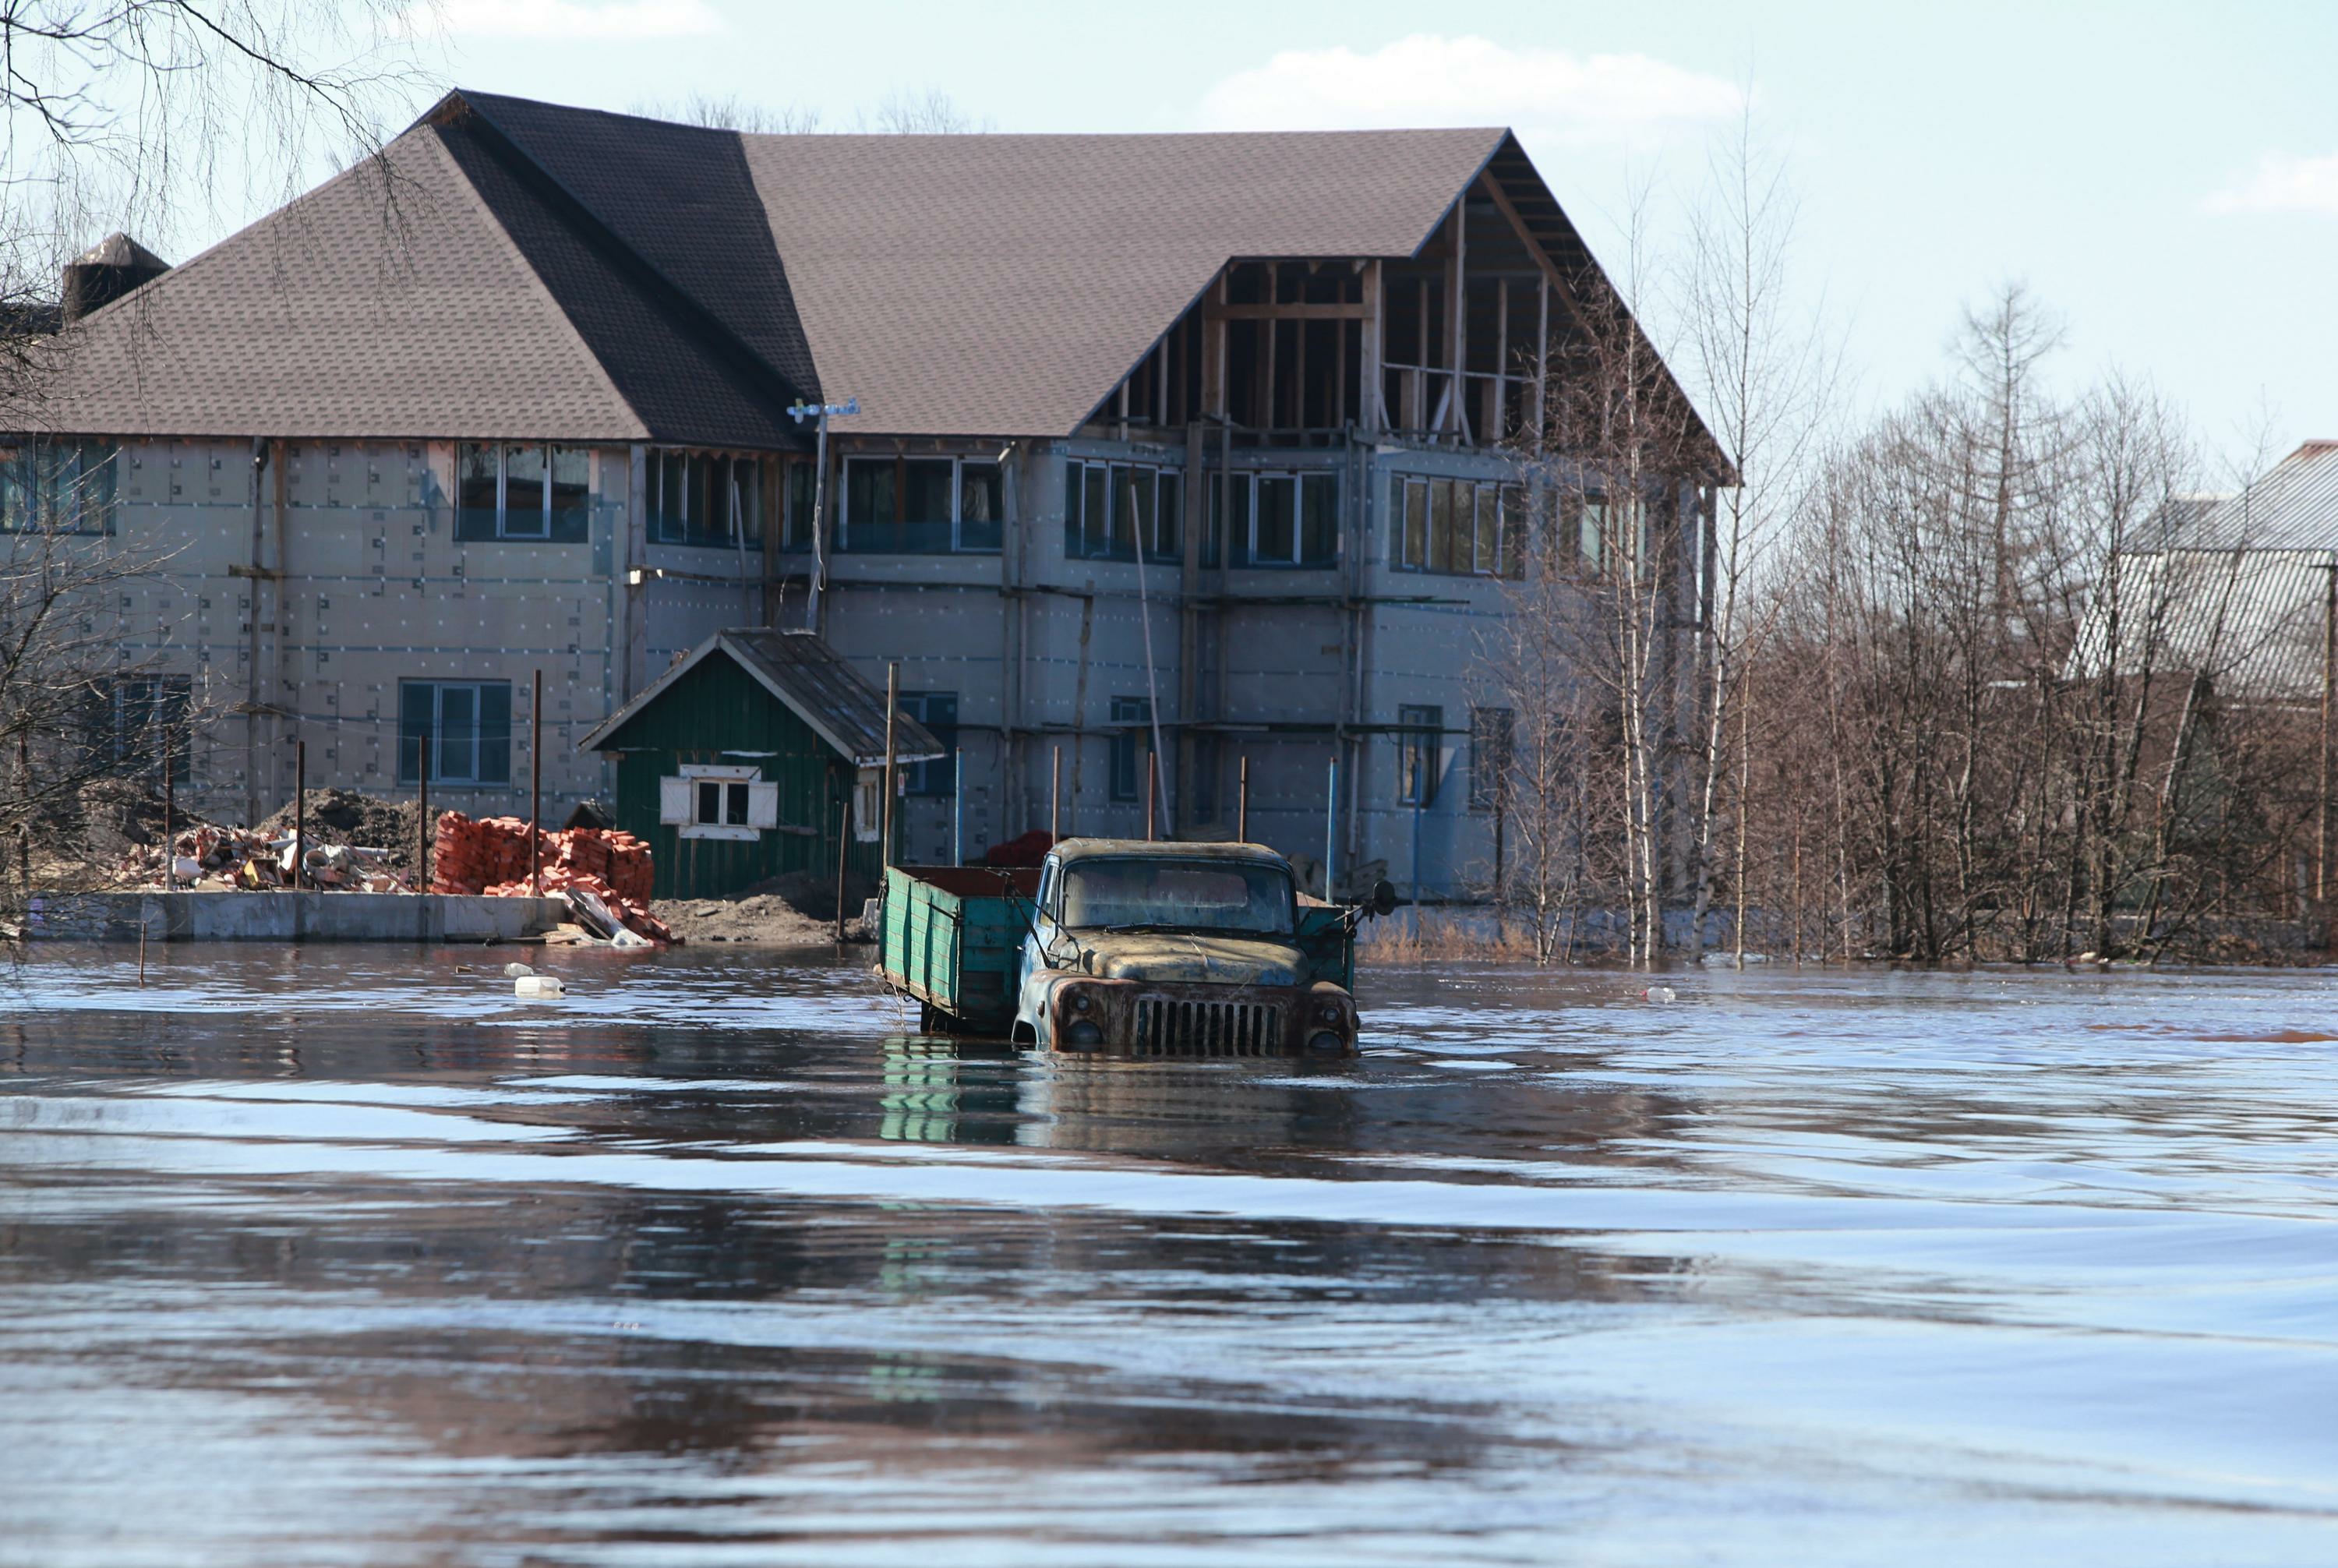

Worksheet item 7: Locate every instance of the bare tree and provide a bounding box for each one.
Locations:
[1676,105,1836,962]
[630,93,824,135]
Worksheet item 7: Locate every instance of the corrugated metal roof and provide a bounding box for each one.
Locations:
[2182,442,2338,553]
[580,627,945,765]
[2070,546,2334,701]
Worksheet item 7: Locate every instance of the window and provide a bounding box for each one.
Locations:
[839,454,1005,554]
[646,450,770,549]
[899,691,959,796]
[398,680,512,786]
[457,443,592,542]
[1060,858,1294,935]
[1468,707,1513,813]
[89,675,190,783]
[1210,471,1338,567]
[0,441,117,533]
[1065,460,1180,561]
[657,763,779,842]
[1110,695,1151,802]
[1397,704,1443,807]
[1393,475,1525,579]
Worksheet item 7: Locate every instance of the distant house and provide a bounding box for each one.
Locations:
[13,88,1726,900]
[579,629,941,900]
[2077,441,2338,703]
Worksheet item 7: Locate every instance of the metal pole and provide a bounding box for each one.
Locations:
[834,782,851,944]
[1324,755,1338,900]
[805,410,829,633]
[1238,755,1249,842]
[1143,747,1156,841]
[161,766,174,892]
[1492,786,1506,941]
[953,749,964,867]
[1050,744,1061,843]
[881,662,899,870]
[1410,796,1422,941]
[2319,563,2334,906]
[417,733,430,892]
[293,739,305,891]
[530,667,543,897]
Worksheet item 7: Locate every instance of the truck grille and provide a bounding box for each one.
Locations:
[1132,997,1285,1058]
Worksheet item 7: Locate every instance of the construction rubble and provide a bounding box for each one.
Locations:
[120,824,412,892]
[431,812,673,945]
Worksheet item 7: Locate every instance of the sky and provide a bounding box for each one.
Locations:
[178,2,2338,473]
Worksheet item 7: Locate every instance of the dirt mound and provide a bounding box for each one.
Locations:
[655,871,871,946]
[258,788,423,874]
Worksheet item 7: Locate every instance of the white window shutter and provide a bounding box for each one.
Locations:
[746,781,779,829]
[659,776,692,825]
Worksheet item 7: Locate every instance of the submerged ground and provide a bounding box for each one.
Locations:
[0,945,2333,1566]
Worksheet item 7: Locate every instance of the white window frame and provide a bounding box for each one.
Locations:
[662,762,778,842]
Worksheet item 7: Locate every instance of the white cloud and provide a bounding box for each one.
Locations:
[2205,150,2338,216]
[417,0,722,39]
[1194,34,1741,145]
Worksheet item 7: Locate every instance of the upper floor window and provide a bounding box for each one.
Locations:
[1559,493,1653,580]
[648,449,768,549]
[457,443,590,542]
[839,455,1002,554]
[1065,460,1178,562]
[1210,470,1337,567]
[1393,476,1524,579]
[0,440,116,534]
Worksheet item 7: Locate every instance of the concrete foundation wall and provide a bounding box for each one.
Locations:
[26,890,570,942]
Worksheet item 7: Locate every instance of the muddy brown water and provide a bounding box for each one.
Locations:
[2,945,2335,1566]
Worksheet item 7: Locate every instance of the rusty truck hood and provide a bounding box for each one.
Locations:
[1079,931,1305,987]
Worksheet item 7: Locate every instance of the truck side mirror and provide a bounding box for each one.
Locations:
[1366,879,1398,918]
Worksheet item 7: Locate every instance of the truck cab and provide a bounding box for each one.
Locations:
[1010,839,1359,1058]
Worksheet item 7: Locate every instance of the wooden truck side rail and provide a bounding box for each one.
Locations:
[877,864,1040,1033]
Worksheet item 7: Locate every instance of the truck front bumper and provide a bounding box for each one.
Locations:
[1047,977,1358,1059]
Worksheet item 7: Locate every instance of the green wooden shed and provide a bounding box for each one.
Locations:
[577,628,945,901]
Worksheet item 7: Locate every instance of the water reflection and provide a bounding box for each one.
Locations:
[2,947,2336,1566]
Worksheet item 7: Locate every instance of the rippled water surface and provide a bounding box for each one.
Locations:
[2,944,2336,1566]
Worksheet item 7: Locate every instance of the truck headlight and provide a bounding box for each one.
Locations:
[1316,1000,1342,1023]
[1064,1019,1105,1050]
[1306,1030,1346,1057]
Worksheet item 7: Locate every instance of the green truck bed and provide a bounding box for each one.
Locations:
[878,865,1041,1033]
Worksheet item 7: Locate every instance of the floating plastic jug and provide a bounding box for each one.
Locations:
[514,974,565,999]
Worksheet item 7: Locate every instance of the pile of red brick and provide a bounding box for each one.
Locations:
[431,811,670,942]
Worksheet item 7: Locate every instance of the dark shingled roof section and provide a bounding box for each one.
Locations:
[17,127,652,441]
[430,104,811,450]
[581,627,945,767]
[457,92,821,406]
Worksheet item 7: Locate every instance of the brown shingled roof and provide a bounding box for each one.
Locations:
[18,90,1714,460]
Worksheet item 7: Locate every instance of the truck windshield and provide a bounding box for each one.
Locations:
[1060,859,1294,935]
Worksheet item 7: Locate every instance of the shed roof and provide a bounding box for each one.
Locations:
[580,627,945,766]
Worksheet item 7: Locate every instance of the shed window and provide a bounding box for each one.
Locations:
[659,764,779,841]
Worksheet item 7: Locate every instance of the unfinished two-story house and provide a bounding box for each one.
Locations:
[18,89,1725,900]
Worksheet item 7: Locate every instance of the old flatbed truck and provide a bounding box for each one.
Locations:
[877,839,1383,1058]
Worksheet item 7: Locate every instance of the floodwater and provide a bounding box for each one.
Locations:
[2,948,2335,1566]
